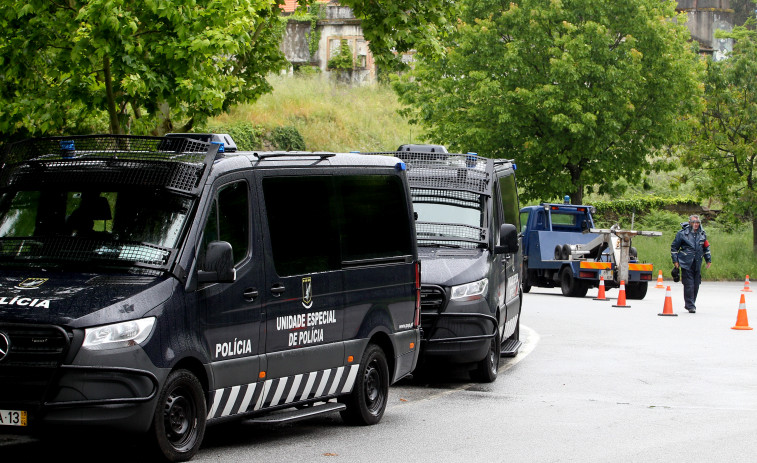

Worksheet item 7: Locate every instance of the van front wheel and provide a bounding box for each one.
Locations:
[471,329,501,383]
[340,344,389,426]
[150,369,207,462]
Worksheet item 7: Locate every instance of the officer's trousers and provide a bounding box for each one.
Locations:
[681,264,702,311]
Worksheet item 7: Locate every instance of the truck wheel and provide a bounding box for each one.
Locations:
[340,343,389,425]
[150,369,206,462]
[626,282,648,299]
[560,267,588,297]
[471,329,501,383]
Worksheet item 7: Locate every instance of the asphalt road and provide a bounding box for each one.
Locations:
[2,280,756,462]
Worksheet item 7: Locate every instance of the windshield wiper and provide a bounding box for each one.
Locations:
[419,242,461,248]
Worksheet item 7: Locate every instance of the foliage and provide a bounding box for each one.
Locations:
[689,22,757,254]
[269,126,306,151]
[328,40,355,71]
[1,0,457,138]
[592,195,699,219]
[635,209,688,232]
[339,0,459,70]
[393,0,703,204]
[200,121,265,151]
[0,0,289,136]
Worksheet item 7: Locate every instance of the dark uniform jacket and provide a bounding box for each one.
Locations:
[671,223,712,270]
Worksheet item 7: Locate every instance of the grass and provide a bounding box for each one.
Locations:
[632,224,756,282]
[207,74,425,152]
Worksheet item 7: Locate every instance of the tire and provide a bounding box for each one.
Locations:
[470,328,501,383]
[340,343,389,425]
[626,282,648,300]
[150,369,207,462]
[522,263,531,293]
[560,267,588,297]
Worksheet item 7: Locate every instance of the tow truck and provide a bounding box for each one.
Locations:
[519,201,660,299]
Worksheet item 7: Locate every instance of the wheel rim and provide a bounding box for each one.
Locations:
[164,386,197,451]
[363,359,386,415]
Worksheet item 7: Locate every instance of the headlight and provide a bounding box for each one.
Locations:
[83,317,156,351]
[450,278,488,301]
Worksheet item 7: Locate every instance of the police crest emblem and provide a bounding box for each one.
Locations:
[14,278,49,290]
[302,277,313,309]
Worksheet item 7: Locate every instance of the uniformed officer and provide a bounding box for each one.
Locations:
[671,214,711,313]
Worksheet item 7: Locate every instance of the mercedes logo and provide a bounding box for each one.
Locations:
[0,332,10,362]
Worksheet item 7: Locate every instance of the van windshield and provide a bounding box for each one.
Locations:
[0,187,194,268]
[410,189,486,248]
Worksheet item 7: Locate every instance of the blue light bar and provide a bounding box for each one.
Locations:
[395,162,407,171]
[59,140,75,158]
[211,141,224,153]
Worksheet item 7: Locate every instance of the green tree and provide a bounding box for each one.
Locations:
[394,0,702,204]
[691,24,757,254]
[0,0,288,136]
[0,0,457,137]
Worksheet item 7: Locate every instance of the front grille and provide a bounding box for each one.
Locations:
[420,286,446,313]
[0,324,71,404]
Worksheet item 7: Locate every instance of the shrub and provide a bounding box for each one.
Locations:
[197,121,264,150]
[328,40,354,71]
[269,126,306,151]
[637,210,687,232]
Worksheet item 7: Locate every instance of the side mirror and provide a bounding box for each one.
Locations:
[198,241,236,283]
[495,224,519,254]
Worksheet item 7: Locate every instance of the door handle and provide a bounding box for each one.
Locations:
[270,284,285,296]
[243,288,259,301]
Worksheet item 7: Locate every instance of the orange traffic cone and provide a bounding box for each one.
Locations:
[658,286,677,316]
[741,275,752,292]
[655,270,665,289]
[593,276,608,301]
[731,294,753,330]
[612,280,631,308]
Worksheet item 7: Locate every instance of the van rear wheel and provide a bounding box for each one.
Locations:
[150,369,206,462]
[340,343,389,425]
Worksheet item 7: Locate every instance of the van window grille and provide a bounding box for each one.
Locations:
[0,237,172,268]
[0,135,217,195]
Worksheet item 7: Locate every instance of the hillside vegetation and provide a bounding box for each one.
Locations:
[207,74,753,281]
[205,74,424,152]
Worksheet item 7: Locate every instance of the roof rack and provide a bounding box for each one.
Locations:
[253,151,336,160]
[0,135,218,195]
[363,151,492,195]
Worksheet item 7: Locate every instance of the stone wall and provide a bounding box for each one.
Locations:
[677,0,734,60]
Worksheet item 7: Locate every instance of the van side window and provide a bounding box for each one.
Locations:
[337,175,413,261]
[263,176,340,276]
[201,180,249,266]
[498,174,520,230]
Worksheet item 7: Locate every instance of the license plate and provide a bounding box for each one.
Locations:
[600,269,613,280]
[0,409,27,426]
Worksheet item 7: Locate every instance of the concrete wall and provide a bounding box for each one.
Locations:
[677,0,733,60]
[280,4,376,83]
[281,20,312,65]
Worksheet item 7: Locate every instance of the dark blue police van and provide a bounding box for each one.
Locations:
[368,146,523,383]
[0,135,420,461]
